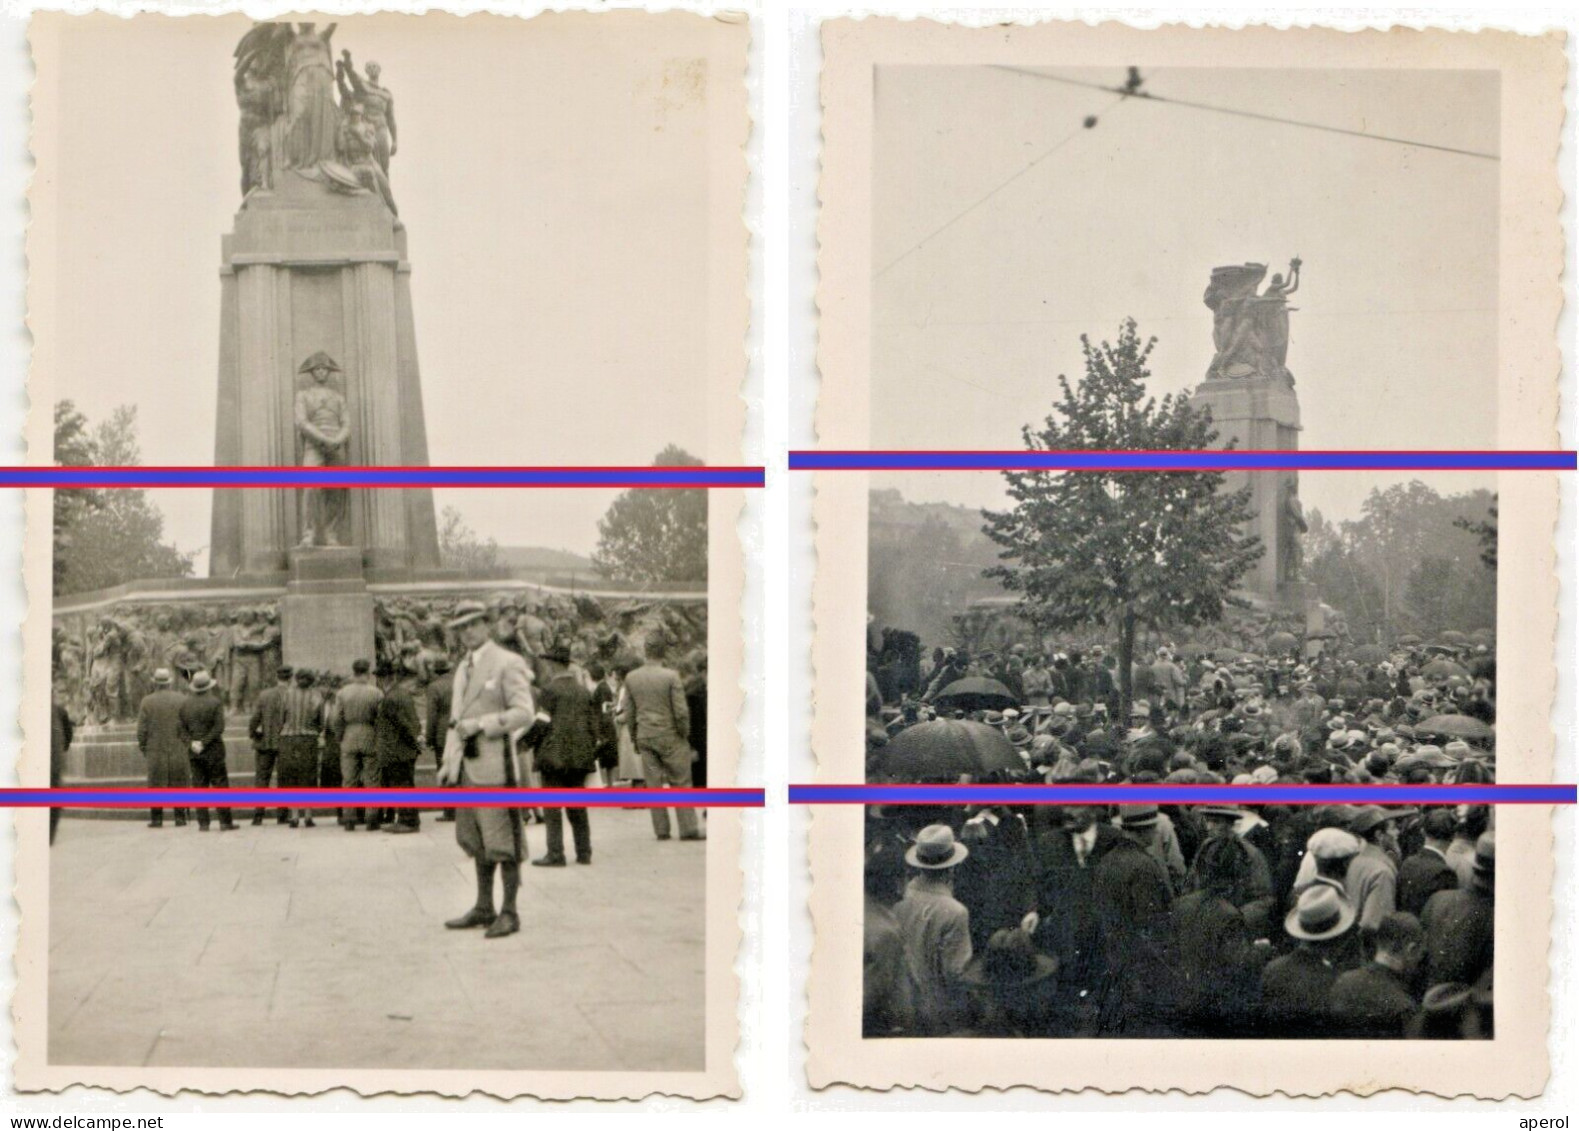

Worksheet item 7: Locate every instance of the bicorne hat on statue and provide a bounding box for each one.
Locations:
[298,351,343,374]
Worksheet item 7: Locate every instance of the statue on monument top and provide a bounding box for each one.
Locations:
[232,23,398,212]
[295,351,351,548]
[336,51,396,175]
[1203,257,1303,383]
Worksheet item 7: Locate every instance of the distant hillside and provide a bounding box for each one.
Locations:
[496,546,595,573]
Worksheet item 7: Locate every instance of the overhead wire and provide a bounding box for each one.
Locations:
[874,92,1128,280]
[989,65,1501,162]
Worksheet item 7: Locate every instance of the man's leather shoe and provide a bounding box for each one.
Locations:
[251,814,264,826]
[575,854,593,865]
[445,907,497,930]
[484,910,520,939]
[387,824,418,835]
[532,854,567,867]
[680,832,707,842]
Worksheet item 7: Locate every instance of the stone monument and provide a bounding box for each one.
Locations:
[1189,258,1305,603]
[208,22,441,674]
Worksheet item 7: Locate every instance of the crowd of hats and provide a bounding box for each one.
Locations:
[866,638,1494,787]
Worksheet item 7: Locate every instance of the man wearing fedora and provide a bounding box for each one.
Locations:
[178,670,237,831]
[135,667,190,828]
[374,660,423,833]
[1090,804,1175,1036]
[620,636,703,843]
[895,824,974,1035]
[1420,831,1494,987]
[438,600,536,940]
[1029,804,1121,1023]
[1260,880,1360,1035]
[531,643,599,866]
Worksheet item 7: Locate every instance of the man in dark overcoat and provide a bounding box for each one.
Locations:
[1397,807,1459,917]
[179,670,236,831]
[374,661,423,833]
[424,656,455,821]
[1091,809,1177,1036]
[532,644,599,866]
[1028,804,1121,1034]
[248,666,292,825]
[135,667,190,827]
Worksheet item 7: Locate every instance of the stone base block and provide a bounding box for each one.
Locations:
[281,590,376,677]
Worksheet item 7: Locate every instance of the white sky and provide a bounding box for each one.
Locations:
[870,65,1500,520]
[40,13,730,562]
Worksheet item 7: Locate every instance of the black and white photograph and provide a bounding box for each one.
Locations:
[18,10,747,1098]
[809,18,1560,1097]
[862,66,1500,1044]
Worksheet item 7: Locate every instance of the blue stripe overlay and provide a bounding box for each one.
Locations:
[790,783,1576,806]
[789,451,1576,472]
[1,467,764,488]
[9,788,763,808]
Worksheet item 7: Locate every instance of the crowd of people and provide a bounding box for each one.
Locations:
[862,634,1497,1040]
[50,601,709,857]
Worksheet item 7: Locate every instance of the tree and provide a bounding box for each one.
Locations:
[437,505,502,573]
[982,319,1262,719]
[52,401,101,591]
[592,445,708,586]
[1455,499,1498,571]
[53,402,195,596]
[1303,484,1495,642]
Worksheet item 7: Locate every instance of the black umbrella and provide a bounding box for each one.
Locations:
[933,677,1020,712]
[872,719,1024,782]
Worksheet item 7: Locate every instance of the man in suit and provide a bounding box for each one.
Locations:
[424,656,456,821]
[248,666,292,825]
[1029,804,1121,1034]
[333,658,383,829]
[179,670,236,831]
[1397,808,1459,917]
[136,668,191,828]
[375,661,424,833]
[438,600,536,940]
[619,638,703,842]
[532,644,599,866]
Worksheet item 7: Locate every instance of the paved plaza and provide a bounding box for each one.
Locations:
[47,809,706,1071]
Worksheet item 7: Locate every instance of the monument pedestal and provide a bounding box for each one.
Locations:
[208,172,440,577]
[280,547,376,675]
[1190,374,1301,600]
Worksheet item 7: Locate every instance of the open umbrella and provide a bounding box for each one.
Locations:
[1416,714,1494,741]
[1397,633,1423,645]
[1349,644,1387,663]
[933,677,1020,712]
[871,718,1024,781]
[1438,630,1469,646]
[1175,641,1208,658]
[1212,647,1245,663]
[1421,658,1470,680]
[1266,631,1298,655]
